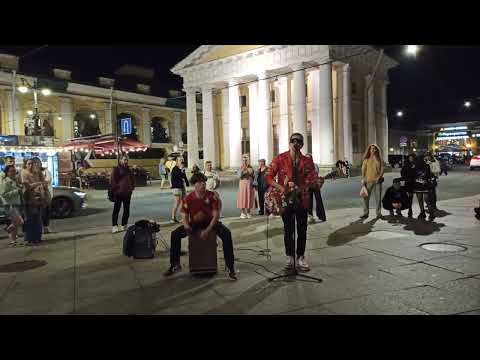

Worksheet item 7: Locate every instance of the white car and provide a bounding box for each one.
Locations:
[470,155,480,170]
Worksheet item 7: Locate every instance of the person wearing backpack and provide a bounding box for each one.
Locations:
[111,155,135,233]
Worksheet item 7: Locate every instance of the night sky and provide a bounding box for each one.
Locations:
[1,45,479,130]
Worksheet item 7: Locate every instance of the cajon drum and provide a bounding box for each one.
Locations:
[188,230,218,275]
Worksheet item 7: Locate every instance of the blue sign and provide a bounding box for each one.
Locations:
[121,117,132,135]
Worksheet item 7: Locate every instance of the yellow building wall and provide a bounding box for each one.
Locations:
[199,45,265,65]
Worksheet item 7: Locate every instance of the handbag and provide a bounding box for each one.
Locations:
[360,185,369,198]
[107,188,115,202]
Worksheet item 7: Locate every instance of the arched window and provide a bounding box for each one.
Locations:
[151,116,170,143]
[74,110,101,138]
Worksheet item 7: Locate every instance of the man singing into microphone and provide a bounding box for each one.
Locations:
[266,133,324,272]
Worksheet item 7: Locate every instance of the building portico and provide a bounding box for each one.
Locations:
[171,45,398,171]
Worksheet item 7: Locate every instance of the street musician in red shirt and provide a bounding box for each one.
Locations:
[265,133,324,272]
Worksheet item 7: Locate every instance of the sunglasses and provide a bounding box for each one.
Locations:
[290,138,303,145]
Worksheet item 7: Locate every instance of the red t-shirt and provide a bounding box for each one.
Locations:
[181,190,221,229]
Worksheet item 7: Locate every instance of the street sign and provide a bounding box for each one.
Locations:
[121,117,132,135]
[399,136,408,147]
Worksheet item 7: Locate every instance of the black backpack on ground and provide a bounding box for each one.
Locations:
[123,220,160,259]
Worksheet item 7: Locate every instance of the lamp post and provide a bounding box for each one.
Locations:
[17,78,51,135]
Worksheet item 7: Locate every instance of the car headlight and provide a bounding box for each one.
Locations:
[73,191,86,198]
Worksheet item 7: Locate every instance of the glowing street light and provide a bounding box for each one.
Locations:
[406,45,419,56]
[464,101,471,108]
[41,88,51,96]
[397,111,404,117]
[89,114,96,119]
[27,110,33,116]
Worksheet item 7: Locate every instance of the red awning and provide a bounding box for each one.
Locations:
[62,135,147,154]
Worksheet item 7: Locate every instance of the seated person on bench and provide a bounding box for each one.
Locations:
[163,172,238,281]
[382,177,409,216]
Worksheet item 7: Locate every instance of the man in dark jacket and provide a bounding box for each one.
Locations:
[254,159,269,216]
[382,178,409,216]
[170,157,190,223]
[401,154,416,218]
[111,155,135,233]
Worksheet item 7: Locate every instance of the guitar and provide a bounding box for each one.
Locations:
[265,170,337,216]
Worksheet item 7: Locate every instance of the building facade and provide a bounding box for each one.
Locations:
[171,45,398,171]
[0,53,188,153]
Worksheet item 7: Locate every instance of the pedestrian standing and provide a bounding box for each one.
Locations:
[170,157,189,223]
[203,160,220,192]
[401,153,417,218]
[1,165,24,246]
[22,158,49,245]
[237,155,255,219]
[360,144,385,219]
[412,155,434,221]
[38,158,53,234]
[439,157,448,176]
[158,158,169,188]
[111,155,135,233]
[305,154,326,223]
[425,153,440,211]
[254,159,269,216]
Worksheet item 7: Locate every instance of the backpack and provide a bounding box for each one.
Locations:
[123,220,160,259]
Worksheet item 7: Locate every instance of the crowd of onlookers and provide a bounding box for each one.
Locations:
[0,156,53,246]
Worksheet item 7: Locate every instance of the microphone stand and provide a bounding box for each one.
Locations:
[268,152,322,283]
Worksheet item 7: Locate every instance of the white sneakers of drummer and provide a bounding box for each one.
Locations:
[285,256,294,269]
[297,256,310,271]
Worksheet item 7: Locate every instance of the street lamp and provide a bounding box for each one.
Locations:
[406,45,419,56]
[16,77,51,135]
[397,111,404,117]
[464,101,471,108]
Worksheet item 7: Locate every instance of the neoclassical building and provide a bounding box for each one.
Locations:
[172,45,398,171]
[0,53,188,151]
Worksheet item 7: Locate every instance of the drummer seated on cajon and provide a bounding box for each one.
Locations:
[163,172,238,281]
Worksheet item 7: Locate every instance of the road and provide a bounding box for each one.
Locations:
[50,166,480,233]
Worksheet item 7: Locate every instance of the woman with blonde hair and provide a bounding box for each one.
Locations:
[360,144,385,219]
[237,155,255,219]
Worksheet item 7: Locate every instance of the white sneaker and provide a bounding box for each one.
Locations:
[246,213,252,219]
[285,256,294,270]
[120,225,127,231]
[240,213,247,219]
[112,226,120,233]
[297,256,310,272]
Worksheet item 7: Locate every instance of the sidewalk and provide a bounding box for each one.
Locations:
[0,194,479,315]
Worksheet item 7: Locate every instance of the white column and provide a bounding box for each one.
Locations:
[202,86,217,167]
[248,81,259,164]
[104,101,113,134]
[228,80,242,168]
[365,75,376,146]
[221,88,230,169]
[378,80,389,161]
[342,64,353,163]
[277,76,289,154]
[4,90,21,135]
[313,63,334,166]
[292,64,308,141]
[60,97,74,141]
[141,107,151,147]
[257,71,273,164]
[186,88,200,169]
[173,111,182,146]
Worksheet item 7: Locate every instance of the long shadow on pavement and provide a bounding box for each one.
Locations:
[385,215,446,235]
[327,218,379,247]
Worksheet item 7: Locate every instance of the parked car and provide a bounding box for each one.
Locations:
[470,155,480,170]
[0,186,87,224]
